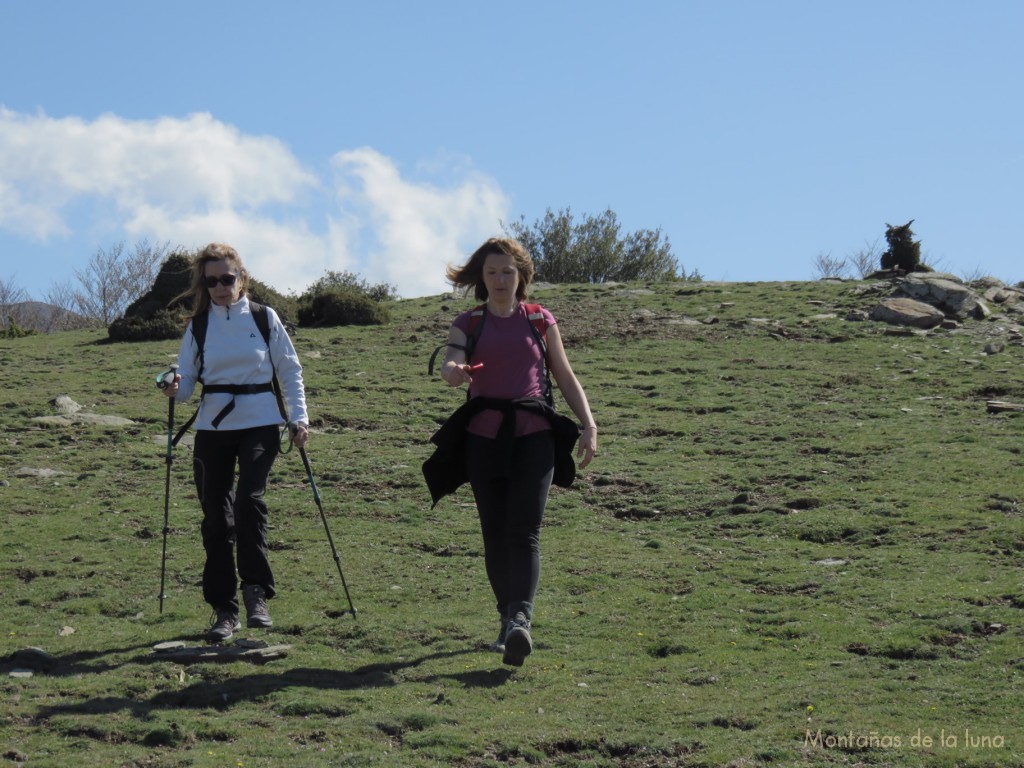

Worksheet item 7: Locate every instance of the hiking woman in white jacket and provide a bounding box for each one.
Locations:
[160,243,308,642]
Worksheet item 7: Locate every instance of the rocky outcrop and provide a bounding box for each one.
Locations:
[899,274,990,320]
[868,273,1024,328]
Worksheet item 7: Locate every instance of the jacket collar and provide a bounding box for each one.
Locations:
[210,294,249,318]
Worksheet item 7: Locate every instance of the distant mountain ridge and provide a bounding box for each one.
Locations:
[3,301,89,332]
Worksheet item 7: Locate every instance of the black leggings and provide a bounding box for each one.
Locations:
[465,430,555,619]
[193,425,280,612]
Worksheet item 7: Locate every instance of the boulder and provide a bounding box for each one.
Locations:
[983,285,1023,306]
[870,298,945,329]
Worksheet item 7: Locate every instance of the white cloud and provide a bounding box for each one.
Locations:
[330,147,509,297]
[0,107,509,298]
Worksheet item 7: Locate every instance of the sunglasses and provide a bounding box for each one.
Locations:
[203,273,238,289]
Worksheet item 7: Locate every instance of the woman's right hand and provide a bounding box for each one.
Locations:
[442,362,476,387]
[161,374,181,398]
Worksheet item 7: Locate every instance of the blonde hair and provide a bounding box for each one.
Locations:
[174,243,249,324]
[446,237,534,301]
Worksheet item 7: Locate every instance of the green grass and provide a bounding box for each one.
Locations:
[1,279,1022,767]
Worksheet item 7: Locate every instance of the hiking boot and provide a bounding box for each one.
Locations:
[502,612,533,667]
[207,610,241,643]
[243,584,273,628]
[490,617,509,653]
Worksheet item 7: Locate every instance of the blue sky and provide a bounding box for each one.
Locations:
[1,1,1020,300]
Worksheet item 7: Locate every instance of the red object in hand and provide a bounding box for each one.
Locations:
[468,363,485,372]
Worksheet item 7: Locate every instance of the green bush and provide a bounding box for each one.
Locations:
[297,286,390,327]
[247,278,298,324]
[304,270,398,302]
[2,316,35,338]
[107,253,192,342]
[107,310,181,342]
[880,220,923,272]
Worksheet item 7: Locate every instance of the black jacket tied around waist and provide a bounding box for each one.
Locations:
[422,397,582,508]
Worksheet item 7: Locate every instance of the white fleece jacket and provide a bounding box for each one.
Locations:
[174,295,308,430]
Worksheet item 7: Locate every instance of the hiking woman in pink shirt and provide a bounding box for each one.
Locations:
[434,237,597,666]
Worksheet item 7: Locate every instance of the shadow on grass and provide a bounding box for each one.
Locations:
[33,646,514,721]
[2,643,155,677]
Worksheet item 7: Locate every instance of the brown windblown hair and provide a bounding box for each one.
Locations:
[445,237,534,302]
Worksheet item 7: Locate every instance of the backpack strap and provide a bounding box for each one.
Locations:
[250,302,288,423]
[427,305,486,375]
[191,310,209,383]
[523,303,548,356]
[523,303,554,407]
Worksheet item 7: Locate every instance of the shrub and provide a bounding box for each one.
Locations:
[107,310,182,342]
[1,316,35,338]
[880,220,922,272]
[297,286,390,327]
[107,253,192,342]
[503,207,693,283]
[246,278,298,324]
[304,270,398,302]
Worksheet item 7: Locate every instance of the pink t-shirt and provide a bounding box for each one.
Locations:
[453,303,556,439]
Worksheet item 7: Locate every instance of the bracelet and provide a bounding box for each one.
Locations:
[582,425,598,431]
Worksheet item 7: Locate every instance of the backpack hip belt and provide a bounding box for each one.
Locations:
[202,382,276,428]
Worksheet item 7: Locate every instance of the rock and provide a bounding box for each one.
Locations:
[984,341,1005,355]
[871,298,945,329]
[153,641,188,653]
[33,397,136,429]
[51,395,82,414]
[150,643,293,663]
[983,285,1024,306]
[900,275,991,320]
[845,309,868,322]
[73,413,135,427]
[16,467,68,478]
[31,416,76,426]
[234,638,269,649]
[987,400,1024,414]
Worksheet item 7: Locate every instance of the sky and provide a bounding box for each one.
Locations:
[1,0,1021,301]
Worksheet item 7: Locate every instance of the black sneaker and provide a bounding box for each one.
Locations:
[243,585,273,628]
[502,612,533,667]
[490,617,509,653]
[207,610,241,643]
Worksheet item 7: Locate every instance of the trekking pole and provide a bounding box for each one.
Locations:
[155,364,178,614]
[293,427,356,619]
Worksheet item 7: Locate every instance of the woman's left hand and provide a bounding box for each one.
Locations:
[578,426,598,469]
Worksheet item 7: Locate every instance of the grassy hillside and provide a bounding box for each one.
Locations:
[1,279,1022,767]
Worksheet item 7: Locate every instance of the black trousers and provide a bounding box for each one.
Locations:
[465,430,555,620]
[192,425,280,612]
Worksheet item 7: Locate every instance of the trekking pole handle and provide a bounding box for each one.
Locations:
[156,364,179,390]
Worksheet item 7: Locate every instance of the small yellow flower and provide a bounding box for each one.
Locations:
[807,705,814,713]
